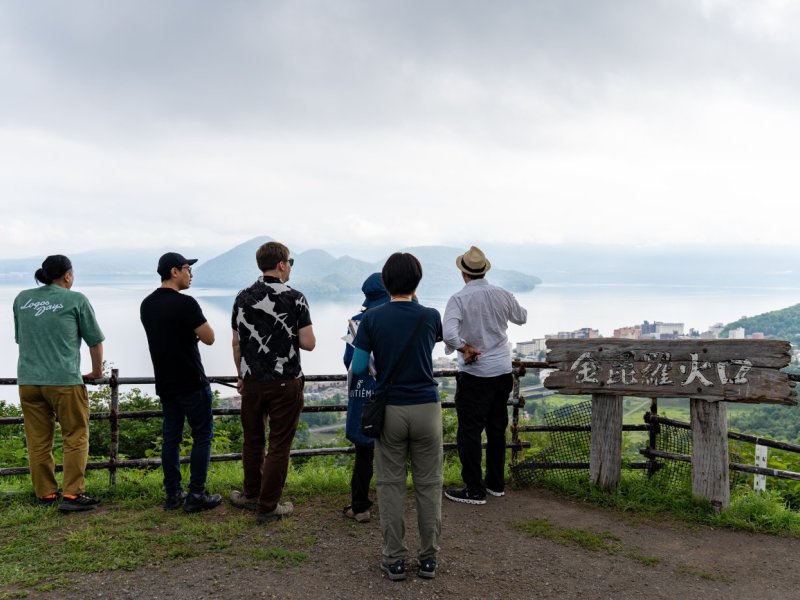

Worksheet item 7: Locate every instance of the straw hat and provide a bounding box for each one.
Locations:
[456,246,491,276]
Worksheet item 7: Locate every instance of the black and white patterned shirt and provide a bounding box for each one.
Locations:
[231,276,312,381]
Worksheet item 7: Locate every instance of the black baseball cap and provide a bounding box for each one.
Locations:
[157,252,198,277]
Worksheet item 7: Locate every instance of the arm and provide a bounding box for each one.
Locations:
[442,297,464,354]
[508,294,528,325]
[195,321,215,345]
[83,342,104,381]
[351,347,370,376]
[232,330,243,392]
[298,324,316,351]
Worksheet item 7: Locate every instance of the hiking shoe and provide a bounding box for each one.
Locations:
[343,505,370,523]
[444,487,486,505]
[230,490,258,511]
[486,487,505,497]
[58,493,101,512]
[380,559,407,581]
[182,491,222,513]
[38,492,60,507]
[164,490,188,510]
[418,556,437,579]
[256,502,293,523]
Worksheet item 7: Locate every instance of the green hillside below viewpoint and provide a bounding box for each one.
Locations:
[722,303,800,344]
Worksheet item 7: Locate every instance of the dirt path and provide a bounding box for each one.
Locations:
[25,487,800,600]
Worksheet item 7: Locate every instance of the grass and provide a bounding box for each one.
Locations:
[535,470,800,535]
[0,461,336,593]
[5,443,800,596]
[512,518,621,553]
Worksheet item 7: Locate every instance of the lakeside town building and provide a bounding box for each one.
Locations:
[516,320,770,359]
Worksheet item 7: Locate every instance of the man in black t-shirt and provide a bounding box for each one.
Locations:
[140,252,222,513]
[229,241,316,523]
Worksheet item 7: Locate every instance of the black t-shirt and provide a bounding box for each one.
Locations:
[140,287,209,397]
[231,276,312,381]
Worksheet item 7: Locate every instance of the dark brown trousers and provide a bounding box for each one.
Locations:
[240,378,304,513]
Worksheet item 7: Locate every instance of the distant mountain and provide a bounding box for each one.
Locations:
[0,248,161,283]
[191,236,274,288]
[192,238,541,297]
[0,237,540,297]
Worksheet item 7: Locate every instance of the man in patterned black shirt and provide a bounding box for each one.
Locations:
[229,241,316,523]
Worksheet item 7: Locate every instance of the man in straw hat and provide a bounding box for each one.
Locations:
[443,246,527,505]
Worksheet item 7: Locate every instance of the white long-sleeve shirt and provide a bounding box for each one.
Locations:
[443,278,528,377]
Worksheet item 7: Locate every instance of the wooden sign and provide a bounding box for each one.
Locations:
[544,339,796,405]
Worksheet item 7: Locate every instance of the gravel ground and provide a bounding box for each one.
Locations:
[19,486,800,600]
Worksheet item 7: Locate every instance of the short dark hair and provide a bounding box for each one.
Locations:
[463,272,485,281]
[256,241,290,272]
[381,252,422,296]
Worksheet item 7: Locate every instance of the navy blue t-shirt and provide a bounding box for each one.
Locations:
[353,301,442,406]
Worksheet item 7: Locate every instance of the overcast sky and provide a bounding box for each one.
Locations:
[1,0,799,260]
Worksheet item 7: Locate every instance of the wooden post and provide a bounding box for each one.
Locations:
[690,398,729,511]
[646,397,659,478]
[754,445,768,492]
[109,368,119,487]
[590,393,623,489]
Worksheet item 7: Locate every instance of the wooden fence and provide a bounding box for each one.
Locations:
[3,351,800,513]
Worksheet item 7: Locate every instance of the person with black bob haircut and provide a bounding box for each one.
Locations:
[351,252,444,581]
[13,255,105,512]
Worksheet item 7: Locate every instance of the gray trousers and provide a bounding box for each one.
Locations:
[375,402,443,562]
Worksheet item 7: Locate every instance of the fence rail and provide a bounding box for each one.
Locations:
[3,360,800,493]
[0,363,541,482]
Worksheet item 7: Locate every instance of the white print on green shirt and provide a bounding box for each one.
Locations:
[19,298,64,317]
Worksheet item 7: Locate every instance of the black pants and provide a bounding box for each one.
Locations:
[454,372,513,494]
[351,443,374,513]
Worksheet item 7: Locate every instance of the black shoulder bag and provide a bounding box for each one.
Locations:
[360,311,428,439]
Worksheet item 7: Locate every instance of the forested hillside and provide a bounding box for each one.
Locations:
[722,303,800,343]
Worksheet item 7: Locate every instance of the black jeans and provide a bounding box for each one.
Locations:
[350,443,374,513]
[454,372,513,494]
[161,384,214,496]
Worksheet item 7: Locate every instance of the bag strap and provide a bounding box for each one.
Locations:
[381,309,428,392]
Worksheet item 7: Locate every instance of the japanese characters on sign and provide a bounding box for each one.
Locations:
[569,351,752,389]
[544,340,796,405]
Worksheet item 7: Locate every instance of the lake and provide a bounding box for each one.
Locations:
[2,279,799,403]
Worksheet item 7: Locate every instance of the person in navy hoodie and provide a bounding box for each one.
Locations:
[342,273,390,523]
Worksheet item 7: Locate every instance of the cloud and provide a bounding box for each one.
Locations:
[1,0,799,257]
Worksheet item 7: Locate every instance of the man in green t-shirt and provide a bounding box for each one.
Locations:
[13,255,105,512]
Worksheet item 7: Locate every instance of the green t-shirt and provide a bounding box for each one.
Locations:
[13,285,105,385]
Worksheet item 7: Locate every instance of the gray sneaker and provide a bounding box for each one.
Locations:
[256,501,293,523]
[229,490,258,511]
[343,506,370,523]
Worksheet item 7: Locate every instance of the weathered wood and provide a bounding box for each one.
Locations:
[590,393,623,490]
[691,398,730,511]
[546,339,791,367]
[545,339,796,404]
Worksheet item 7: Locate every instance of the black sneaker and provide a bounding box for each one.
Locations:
[444,487,486,505]
[380,559,407,581]
[164,490,188,510]
[182,491,222,513]
[58,493,101,512]
[486,487,505,497]
[38,492,60,508]
[418,556,436,579]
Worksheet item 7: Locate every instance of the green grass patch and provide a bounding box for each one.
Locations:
[676,563,732,583]
[512,518,621,553]
[249,546,309,568]
[0,457,349,594]
[627,551,661,566]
